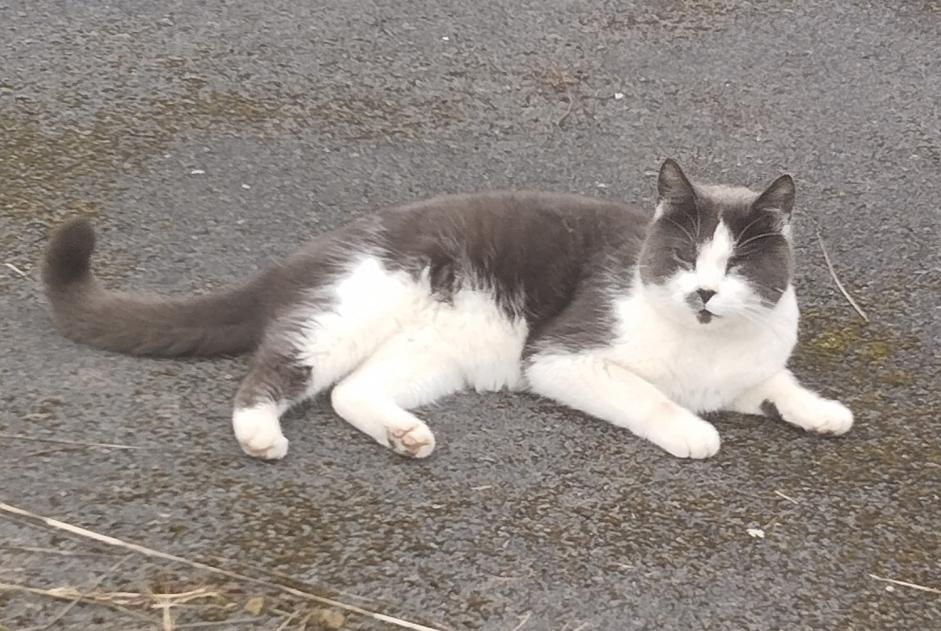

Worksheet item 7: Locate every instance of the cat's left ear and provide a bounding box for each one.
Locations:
[753,174,795,220]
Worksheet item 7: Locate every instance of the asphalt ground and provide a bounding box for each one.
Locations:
[1,1,939,629]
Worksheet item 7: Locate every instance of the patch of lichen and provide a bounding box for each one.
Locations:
[797,307,921,372]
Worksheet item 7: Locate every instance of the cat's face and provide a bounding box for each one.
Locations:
[639,160,795,329]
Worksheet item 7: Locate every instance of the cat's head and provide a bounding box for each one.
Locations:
[638,159,795,328]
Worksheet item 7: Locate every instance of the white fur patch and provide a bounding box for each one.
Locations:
[696,221,734,291]
[613,276,798,412]
[290,257,431,392]
[525,352,721,458]
[732,369,853,435]
[232,404,289,460]
[284,256,527,454]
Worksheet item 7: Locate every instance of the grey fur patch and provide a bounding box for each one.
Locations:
[235,347,312,409]
[760,400,784,421]
[376,192,647,335]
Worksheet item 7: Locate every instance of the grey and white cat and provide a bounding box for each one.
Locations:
[43,160,853,460]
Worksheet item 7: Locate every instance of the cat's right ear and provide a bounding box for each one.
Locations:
[657,159,696,207]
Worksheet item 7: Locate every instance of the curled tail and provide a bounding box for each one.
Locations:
[42,218,269,357]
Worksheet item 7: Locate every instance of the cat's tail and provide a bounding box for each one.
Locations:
[42,218,270,357]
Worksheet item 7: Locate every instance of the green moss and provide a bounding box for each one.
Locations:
[882,369,915,386]
[858,340,892,362]
[804,325,860,357]
[798,308,921,369]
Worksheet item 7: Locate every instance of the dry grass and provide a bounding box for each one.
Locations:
[0,502,448,630]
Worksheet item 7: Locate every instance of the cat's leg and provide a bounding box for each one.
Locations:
[231,258,435,460]
[330,332,465,458]
[231,313,409,460]
[525,352,721,459]
[232,321,415,460]
[231,343,314,460]
[728,368,853,435]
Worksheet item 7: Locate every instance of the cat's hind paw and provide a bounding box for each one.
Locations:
[233,406,289,460]
[648,406,721,459]
[387,421,436,458]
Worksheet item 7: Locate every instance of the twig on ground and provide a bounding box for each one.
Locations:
[815,229,869,322]
[511,611,531,631]
[773,490,799,505]
[4,262,31,280]
[0,502,448,631]
[557,82,575,128]
[0,433,142,450]
[868,573,941,594]
[274,610,299,631]
[162,601,174,631]
[0,581,157,625]
[297,611,314,630]
[222,558,372,605]
[14,446,82,464]
[175,618,262,629]
[33,555,131,630]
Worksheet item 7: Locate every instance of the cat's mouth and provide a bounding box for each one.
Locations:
[697,309,716,324]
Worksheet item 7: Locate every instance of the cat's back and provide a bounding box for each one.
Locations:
[378,190,649,261]
[372,191,648,319]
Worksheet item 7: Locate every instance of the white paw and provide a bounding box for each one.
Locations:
[386,420,436,458]
[784,397,854,435]
[232,407,289,460]
[648,406,721,459]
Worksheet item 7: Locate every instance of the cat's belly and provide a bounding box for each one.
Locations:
[406,286,529,393]
[292,256,528,394]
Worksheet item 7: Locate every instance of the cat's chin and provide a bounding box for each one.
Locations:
[666,305,744,331]
[653,305,725,330]
[696,309,715,324]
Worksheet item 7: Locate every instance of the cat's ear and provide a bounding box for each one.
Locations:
[753,174,795,219]
[657,159,696,206]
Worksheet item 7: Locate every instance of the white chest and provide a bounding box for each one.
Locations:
[606,290,798,412]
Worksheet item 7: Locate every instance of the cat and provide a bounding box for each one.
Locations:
[42,159,853,461]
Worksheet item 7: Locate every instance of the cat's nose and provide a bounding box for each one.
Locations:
[697,288,717,304]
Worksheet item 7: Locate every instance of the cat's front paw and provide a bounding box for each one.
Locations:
[782,397,854,435]
[232,407,289,460]
[386,421,436,458]
[648,405,721,459]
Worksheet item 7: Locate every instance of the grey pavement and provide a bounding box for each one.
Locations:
[1,1,939,629]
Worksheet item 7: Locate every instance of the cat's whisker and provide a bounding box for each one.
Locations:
[661,216,697,246]
[734,216,767,247]
[735,308,779,337]
[736,305,790,343]
[735,232,780,250]
[747,281,786,297]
